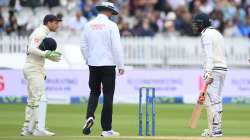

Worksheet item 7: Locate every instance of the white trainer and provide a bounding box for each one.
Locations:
[211,131,223,137]
[201,129,223,137]
[201,129,210,137]
[20,127,32,136]
[101,130,120,137]
[33,129,55,136]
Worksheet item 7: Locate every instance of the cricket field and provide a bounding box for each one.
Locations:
[0,104,249,140]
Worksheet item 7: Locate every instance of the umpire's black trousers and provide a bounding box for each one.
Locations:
[86,66,116,131]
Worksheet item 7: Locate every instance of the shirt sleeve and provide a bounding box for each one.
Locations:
[201,34,213,72]
[80,26,88,62]
[110,24,124,68]
[27,33,46,57]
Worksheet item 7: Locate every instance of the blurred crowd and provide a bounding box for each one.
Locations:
[0,0,250,38]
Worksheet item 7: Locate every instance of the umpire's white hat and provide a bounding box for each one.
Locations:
[96,1,119,15]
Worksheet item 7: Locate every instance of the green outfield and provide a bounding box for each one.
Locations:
[0,104,250,140]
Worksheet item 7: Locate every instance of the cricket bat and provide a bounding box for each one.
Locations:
[188,84,208,129]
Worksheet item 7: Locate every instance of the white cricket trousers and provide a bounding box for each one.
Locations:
[23,64,45,107]
[205,70,226,133]
[22,64,46,130]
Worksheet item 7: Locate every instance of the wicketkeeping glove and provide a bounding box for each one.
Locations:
[45,51,62,62]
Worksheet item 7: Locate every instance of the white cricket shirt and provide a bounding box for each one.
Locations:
[25,25,50,67]
[201,27,227,72]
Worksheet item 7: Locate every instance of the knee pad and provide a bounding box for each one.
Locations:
[205,92,223,112]
[40,94,48,102]
[27,98,40,107]
[27,94,46,107]
[213,103,223,112]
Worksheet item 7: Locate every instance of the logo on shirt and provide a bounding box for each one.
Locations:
[91,24,106,30]
[34,37,40,47]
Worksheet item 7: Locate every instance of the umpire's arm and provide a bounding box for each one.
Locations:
[80,25,88,64]
[110,24,124,69]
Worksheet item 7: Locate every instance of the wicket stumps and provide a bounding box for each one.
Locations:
[139,87,156,136]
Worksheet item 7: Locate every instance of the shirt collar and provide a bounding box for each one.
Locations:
[201,26,214,34]
[40,25,50,35]
[97,14,109,20]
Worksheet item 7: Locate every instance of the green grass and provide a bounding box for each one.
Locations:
[0,104,250,140]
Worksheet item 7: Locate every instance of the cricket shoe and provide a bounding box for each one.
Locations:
[33,129,55,136]
[201,129,223,137]
[82,117,94,135]
[101,130,120,137]
[20,127,32,136]
[211,131,223,137]
[201,129,210,137]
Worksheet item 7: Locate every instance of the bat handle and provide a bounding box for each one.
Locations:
[202,84,208,93]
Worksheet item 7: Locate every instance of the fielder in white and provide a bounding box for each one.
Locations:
[21,14,62,136]
[192,13,228,137]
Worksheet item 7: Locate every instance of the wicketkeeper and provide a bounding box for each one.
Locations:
[192,13,228,137]
[21,14,62,136]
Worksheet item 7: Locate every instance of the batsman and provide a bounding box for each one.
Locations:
[192,13,228,137]
[21,14,62,136]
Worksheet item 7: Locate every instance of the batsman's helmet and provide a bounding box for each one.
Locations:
[39,37,57,51]
[192,13,211,34]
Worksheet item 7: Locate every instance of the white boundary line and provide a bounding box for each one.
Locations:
[0,136,250,140]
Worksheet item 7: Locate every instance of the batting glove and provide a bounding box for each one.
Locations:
[203,71,213,85]
[198,95,205,105]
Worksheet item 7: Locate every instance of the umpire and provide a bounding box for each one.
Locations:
[80,1,124,137]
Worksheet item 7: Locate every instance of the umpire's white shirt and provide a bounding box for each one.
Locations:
[201,27,227,72]
[80,14,124,68]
